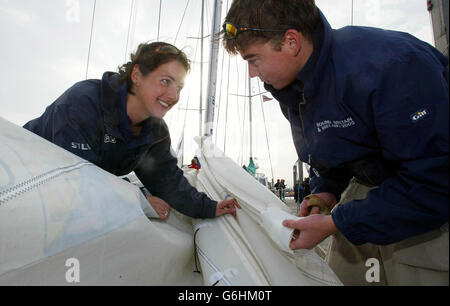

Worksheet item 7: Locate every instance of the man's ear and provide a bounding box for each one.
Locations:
[283,29,302,56]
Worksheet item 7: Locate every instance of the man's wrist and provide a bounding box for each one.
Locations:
[325,215,339,236]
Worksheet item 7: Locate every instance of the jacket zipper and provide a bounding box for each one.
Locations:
[298,92,313,169]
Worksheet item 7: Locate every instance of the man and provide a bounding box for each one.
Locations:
[299,177,310,203]
[222,0,448,285]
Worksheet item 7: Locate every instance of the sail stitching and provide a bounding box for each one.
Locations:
[0,161,92,206]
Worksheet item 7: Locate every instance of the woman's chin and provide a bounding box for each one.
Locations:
[149,110,168,119]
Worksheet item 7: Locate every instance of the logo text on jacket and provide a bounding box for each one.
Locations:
[316,117,356,133]
[410,109,429,122]
[104,134,117,144]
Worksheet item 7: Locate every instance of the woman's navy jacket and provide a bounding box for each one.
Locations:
[23,72,218,219]
[266,11,449,245]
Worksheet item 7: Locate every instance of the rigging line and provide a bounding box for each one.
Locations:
[214,43,226,145]
[180,23,202,147]
[234,56,243,165]
[129,0,139,50]
[85,0,97,80]
[222,0,231,153]
[168,15,202,165]
[351,0,354,26]
[124,0,136,63]
[157,0,162,40]
[199,0,205,138]
[204,0,211,40]
[239,65,248,166]
[223,55,231,153]
[257,81,275,182]
[174,0,191,45]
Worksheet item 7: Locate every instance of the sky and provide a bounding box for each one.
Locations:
[0,0,435,188]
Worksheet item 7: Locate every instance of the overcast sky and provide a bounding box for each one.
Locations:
[0,0,434,187]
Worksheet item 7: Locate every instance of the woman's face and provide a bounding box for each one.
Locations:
[132,60,187,119]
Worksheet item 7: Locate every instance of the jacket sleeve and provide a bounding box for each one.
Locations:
[134,138,218,219]
[23,89,100,163]
[309,166,352,202]
[332,49,449,246]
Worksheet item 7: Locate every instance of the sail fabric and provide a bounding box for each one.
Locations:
[0,116,341,285]
[184,137,342,286]
[0,117,201,285]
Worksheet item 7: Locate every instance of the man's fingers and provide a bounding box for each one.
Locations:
[299,200,309,217]
[310,206,321,215]
[283,219,301,229]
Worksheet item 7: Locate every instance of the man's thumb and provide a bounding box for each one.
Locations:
[282,219,296,228]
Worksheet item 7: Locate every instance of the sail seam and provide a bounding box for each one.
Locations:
[196,246,232,285]
[0,161,92,207]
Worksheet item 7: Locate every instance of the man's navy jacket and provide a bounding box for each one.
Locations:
[23,72,218,219]
[266,11,449,245]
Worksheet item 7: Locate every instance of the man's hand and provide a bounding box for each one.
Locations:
[299,192,337,217]
[283,215,338,250]
[216,198,242,218]
[146,195,171,220]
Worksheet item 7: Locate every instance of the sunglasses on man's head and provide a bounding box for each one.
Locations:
[222,22,286,40]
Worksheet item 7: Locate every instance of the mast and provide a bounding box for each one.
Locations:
[199,0,205,136]
[203,0,223,137]
[427,0,449,56]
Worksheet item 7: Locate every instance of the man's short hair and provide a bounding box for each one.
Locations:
[223,0,320,54]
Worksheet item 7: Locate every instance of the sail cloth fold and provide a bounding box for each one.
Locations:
[0,117,201,285]
[184,137,342,286]
[0,116,340,285]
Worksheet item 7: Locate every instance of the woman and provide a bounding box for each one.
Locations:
[24,42,240,220]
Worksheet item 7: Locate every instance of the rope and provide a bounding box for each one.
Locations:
[222,0,231,153]
[174,0,191,45]
[193,228,201,273]
[239,65,248,166]
[223,55,231,153]
[214,44,226,145]
[157,0,162,40]
[85,0,97,80]
[351,0,354,25]
[257,81,275,183]
[233,57,242,164]
[124,0,136,63]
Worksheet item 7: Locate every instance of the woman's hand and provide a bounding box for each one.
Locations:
[146,195,171,220]
[216,198,242,218]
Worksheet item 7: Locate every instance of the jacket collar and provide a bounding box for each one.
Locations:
[100,72,125,139]
[300,8,332,99]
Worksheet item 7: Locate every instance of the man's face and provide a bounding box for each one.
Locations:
[239,41,299,90]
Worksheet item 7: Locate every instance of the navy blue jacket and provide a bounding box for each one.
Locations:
[266,11,449,245]
[23,72,218,219]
